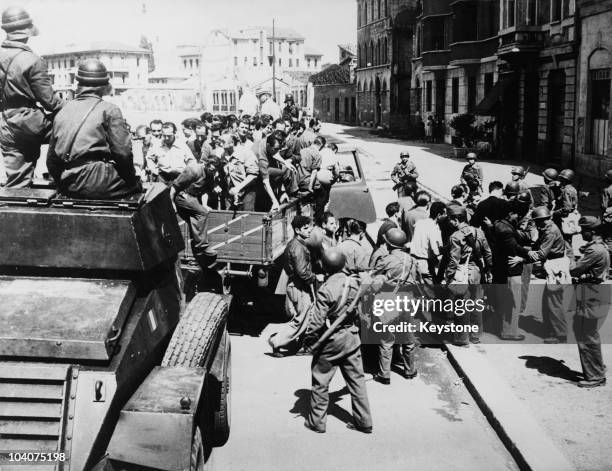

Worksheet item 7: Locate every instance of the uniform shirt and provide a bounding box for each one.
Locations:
[410,218,443,260]
[402,205,429,241]
[540,183,559,211]
[282,104,300,121]
[283,236,316,287]
[304,272,361,351]
[337,238,370,274]
[534,219,566,261]
[492,218,532,280]
[601,183,612,212]
[391,160,418,185]
[146,139,196,181]
[172,163,213,198]
[0,40,63,118]
[369,245,388,269]
[445,223,492,283]
[570,238,610,282]
[461,164,483,187]
[372,248,419,285]
[46,93,135,185]
[557,184,578,214]
[376,218,398,247]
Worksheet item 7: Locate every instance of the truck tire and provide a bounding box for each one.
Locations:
[162,293,229,367]
[212,343,231,446]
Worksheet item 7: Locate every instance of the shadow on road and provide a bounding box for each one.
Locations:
[519,355,582,382]
[290,387,354,424]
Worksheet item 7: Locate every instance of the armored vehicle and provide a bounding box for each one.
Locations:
[0,184,231,471]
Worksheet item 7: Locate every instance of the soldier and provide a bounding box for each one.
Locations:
[303,248,372,434]
[528,206,570,343]
[269,215,316,356]
[391,151,419,197]
[540,168,560,211]
[445,204,492,346]
[0,6,63,187]
[570,216,610,388]
[460,152,483,195]
[281,93,301,122]
[371,228,420,382]
[554,169,580,264]
[337,219,371,274]
[494,200,531,341]
[601,169,612,214]
[46,59,141,199]
[503,181,521,201]
[509,166,529,192]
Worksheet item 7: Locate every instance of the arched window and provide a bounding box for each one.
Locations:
[376,39,381,66]
[364,1,368,23]
[383,37,388,63]
[369,41,374,66]
[377,0,381,19]
[383,0,387,16]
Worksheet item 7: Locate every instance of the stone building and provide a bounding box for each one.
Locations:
[574,0,612,175]
[311,45,357,124]
[355,0,418,130]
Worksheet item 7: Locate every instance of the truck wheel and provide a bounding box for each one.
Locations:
[212,344,231,446]
[162,293,229,367]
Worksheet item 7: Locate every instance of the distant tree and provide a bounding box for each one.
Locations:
[140,35,155,73]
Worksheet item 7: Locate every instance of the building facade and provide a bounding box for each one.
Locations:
[179,26,323,114]
[355,0,418,130]
[41,42,152,99]
[574,0,612,175]
[311,45,357,124]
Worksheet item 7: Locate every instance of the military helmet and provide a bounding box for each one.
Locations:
[466,152,477,161]
[605,169,612,182]
[542,168,559,181]
[383,228,408,249]
[511,166,526,177]
[400,151,410,159]
[558,169,575,183]
[76,59,110,86]
[446,204,467,219]
[532,206,552,220]
[284,93,294,103]
[516,191,532,204]
[321,248,346,274]
[578,215,601,231]
[1,6,33,32]
[504,181,521,196]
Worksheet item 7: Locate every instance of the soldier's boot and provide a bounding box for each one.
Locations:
[403,346,418,380]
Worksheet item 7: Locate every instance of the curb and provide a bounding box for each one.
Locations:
[445,344,575,471]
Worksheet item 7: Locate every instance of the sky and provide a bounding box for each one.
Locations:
[22,0,357,67]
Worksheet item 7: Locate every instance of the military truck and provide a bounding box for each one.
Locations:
[0,184,230,471]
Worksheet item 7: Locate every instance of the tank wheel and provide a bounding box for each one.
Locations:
[212,340,231,446]
[162,293,229,367]
[191,426,213,471]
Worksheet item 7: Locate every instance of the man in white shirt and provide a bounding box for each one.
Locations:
[257,89,281,121]
[146,122,196,184]
[410,201,446,283]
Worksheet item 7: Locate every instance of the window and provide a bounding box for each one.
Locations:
[503,0,515,28]
[484,73,494,95]
[551,0,561,21]
[64,59,67,69]
[189,59,193,68]
[326,98,331,112]
[452,78,459,113]
[308,59,311,68]
[183,59,187,68]
[467,76,477,113]
[383,37,388,63]
[289,58,293,67]
[244,57,248,65]
[527,0,537,25]
[253,57,258,66]
[426,80,432,112]
[296,59,300,68]
[279,58,282,66]
[288,43,293,54]
[278,41,282,52]
[234,57,238,66]
[136,57,140,67]
[383,0,387,16]
[314,59,318,67]
[364,1,368,24]
[589,69,611,155]
[269,41,273,55]
[377,0,381,19]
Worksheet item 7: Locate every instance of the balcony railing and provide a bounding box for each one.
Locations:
[450,37,499,62]
[498,29,548,56]
[421,50,450,68]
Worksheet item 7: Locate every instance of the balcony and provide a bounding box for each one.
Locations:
[420,0,451,18]
[421,50,450,68]
[497,28,547,58]
[450,37,499,63]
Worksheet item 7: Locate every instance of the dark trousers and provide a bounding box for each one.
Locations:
[268,166,298,196]
[542,284,566,338]
[174,192,210,262]
[573,316,606,381]
[378,332,417,379]
[496,275,523,337]
[307,332,372,432]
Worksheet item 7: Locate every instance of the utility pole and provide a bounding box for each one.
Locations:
[272,18,276,103]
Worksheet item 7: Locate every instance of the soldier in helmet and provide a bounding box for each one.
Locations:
[526,206,570,343]
[391,151,419,198]
[540,168,560,211]
[0,6,64,187]
[371,228,421,382]
[281,93,301,122]
[570,216,610,388]
[444,204,492,346]
[503,181,521,201]
[460,152,483,196]
[509,166,529,192]
[303,248,372,434]
[46,59,141,199]
[554,169,580,263]
[601,169,612,214]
